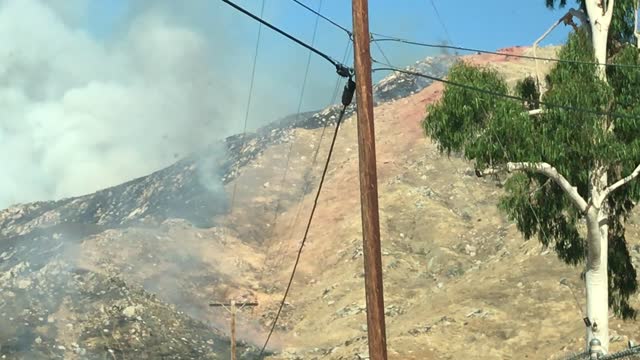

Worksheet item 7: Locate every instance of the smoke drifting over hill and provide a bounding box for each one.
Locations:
[0,0,266,207]
[0,0,234,206]
[0,0,440,209]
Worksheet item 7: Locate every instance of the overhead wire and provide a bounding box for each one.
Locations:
[223,1,640,357]
[229,0,266,219]
[271,40,353,272]
[221,0,265,354]
[426,0,455,49]
[222,0,353,77]
[289,0,352,37]
[264,0,327,273]
[371,63,640,120]
[374,58,602,346]
[370,59,631,258]
[259,77,356,357]
[282,0,640,70]
[311,40,353,171]
[381,44,640,360]
[222,1,357,355]
[373,40,392,67]
[369,35,640,70]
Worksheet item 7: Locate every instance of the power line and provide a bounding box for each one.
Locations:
[272,40,353,272]
[383,52,634,360]
[426,0,455,48]
[259,77,356,357]
[371,63,640,120]
[561,344,640,359]
[264,0,327,272]
[370,35,640,70]
[373,40,392,68]
[222,0,353,77]
[229,0,266,214]
[290,0,352,36]
[281,0,638,70]
[316,40,353,165]
[600,345,640,359]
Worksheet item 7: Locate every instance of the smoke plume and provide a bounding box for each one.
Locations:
[0,0,278,207]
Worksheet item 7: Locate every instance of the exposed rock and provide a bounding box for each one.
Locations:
[408,324,433,336]
[0,260,263,359]
[335,304,366,318]
[384,304,404,317]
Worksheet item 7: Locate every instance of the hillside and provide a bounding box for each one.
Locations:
[1,46,638,359]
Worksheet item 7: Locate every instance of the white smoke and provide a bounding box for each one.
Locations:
[0,0,370,208]
[0,0,257,207]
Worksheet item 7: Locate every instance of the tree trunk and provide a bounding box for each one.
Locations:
[585,0,613,80]
[583,0,614,354]
[585,205,609,354]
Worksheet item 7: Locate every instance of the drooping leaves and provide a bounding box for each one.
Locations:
[423,62,539,171]
[423,26,640,318]
[608,195,638,319]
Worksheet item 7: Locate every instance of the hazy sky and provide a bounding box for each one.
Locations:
[0,0,576,207]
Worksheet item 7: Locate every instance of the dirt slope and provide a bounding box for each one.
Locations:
[1,46,638,360]
[223,46,640,359]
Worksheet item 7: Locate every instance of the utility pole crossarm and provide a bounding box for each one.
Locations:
[210,300,258,360]
[209,302,259,307]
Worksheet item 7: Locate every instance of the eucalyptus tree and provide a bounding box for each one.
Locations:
[424,0,640,354]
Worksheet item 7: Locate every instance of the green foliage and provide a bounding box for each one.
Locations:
[540,30,613,171]
[423,27,640,318]
[605,44,640,319]
[608,207,638,319]
[423,62,538,169]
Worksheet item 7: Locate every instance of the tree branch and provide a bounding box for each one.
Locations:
[475,167,501,177]
[507,162,589,212]
[532,8,587,97]
[568,8,588,25]
[606,0,615,18]
[601,163,640,200]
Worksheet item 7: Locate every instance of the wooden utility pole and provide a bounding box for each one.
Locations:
[351,1,388,359]
[209,300,259,360]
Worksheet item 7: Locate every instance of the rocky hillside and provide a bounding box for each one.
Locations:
[0,53,454,359]
[1,47,639,360]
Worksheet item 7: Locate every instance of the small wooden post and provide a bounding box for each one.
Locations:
[230,300,237,360]
[210,301,259,360]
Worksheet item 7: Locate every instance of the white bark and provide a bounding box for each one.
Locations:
[583,0,614,353]
[503,159,609,353]
[484,4,625,352]
[584,190,610,355]
[601,163,640,199]
[586,0,615,79]
[506,162,588,212]
[503,161,609,352]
